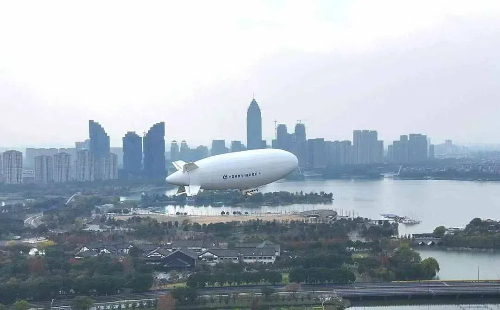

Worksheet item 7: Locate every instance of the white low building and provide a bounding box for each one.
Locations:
[199,247,277,265]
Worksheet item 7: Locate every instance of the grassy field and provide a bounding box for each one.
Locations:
[352,252,369,259]
[164,282,187,288]
[282,272,290,285]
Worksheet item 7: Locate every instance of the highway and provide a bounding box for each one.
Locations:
[29,281,500,308]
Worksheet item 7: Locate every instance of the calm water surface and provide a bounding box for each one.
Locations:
[123,179,500,235]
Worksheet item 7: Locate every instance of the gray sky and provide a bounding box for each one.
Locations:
[1,0,500,148]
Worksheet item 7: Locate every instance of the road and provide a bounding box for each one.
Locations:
[29,281,500,308]
[192,281,500,298]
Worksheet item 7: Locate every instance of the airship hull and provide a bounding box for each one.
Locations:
[166,149,298,195]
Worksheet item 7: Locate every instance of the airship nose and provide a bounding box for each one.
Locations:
[166,171,187,186]
[288,152,299,169]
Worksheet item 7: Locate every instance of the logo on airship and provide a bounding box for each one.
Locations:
[222,175,228,180]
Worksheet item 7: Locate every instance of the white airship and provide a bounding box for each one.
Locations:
[166,149,298,196]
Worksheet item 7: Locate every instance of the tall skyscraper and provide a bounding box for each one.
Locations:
[307,138,327,169]
[89,120,111,180]
[2,150,23,184]
[143,122,166,179]
[34,155,53,183]
[353,130,383,164]
[89,120,110,159]
[276,124,291,151]
[211,140,227,156]
[170,141,180,162]
[294,123,307,168]
[123,132,142,177]
[179,140,191,161]
[388,134,428,163]
[408,134,428,162]
[53,152,71,182]
[246,98,262,150]
[76,150,94,182]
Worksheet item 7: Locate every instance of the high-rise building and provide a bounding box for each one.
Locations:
[58,148,76,160]
[75,139,90,151]
[179,140,191,161]
[100,153,118,180]
[339,140,353,165]
[388,134,428,163]
[408,134,428,162]
[25,148,59,168]
[143,122,166,179]
[352,130,383,164]
[76,150,94,182]
[246,98,262,150]
[0,153,3,182]
[230,141,245,153]
[170,141,180,162]
[53,152,71,182]
[89,120,110,159]
[294,123,307,168]
[192,145,209,161]
[211,140,227,156]
[326,141,340,166]
[307,138,327,169]
[2,150,23,184]
[110,147,123,168]
[89,120,111,180]
[34,155,53,183]
[276,124,291,151]
[429,144,435,160]
[389,135,409,163]
[123,132,142,177]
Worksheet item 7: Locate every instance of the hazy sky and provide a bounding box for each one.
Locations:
[1,0,500,148]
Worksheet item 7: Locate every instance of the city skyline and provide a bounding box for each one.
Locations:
[2,2,500,147]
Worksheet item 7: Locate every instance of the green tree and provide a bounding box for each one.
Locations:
[420,257,440,279]
[433,226,446,237]
[71,296,94,310]
[13,300,30,310]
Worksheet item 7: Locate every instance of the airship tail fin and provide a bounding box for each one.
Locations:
[174,185,201,197]
[175,186,186,195]
[172,160,199,173]
[183,162,199,172]
[172,160,186,171]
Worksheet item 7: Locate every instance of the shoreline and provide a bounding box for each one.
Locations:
[114,213,305,224]
[415,246,500,253]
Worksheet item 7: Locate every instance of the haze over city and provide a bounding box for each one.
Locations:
[1,0,500,147]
